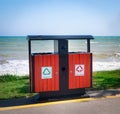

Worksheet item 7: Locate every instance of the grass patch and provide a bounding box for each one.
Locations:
[93,69,120,89]
[0,74,35,100]
[0,69,120,99]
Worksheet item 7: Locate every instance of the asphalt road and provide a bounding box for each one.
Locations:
[0,97,120,114]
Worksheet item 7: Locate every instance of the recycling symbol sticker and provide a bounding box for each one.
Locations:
[41,67,52,79]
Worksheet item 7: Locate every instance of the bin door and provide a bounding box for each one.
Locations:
[69,53,92,89]
[33,54,59,92]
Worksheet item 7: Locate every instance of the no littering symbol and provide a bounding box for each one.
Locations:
[76,65,83,72]
[75,64,84,76]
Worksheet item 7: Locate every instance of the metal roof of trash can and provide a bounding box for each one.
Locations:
[27,35,94,40]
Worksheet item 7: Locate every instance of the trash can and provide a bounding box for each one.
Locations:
[27,35,94,98]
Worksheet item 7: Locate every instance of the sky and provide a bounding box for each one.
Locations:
[0,0,120,36]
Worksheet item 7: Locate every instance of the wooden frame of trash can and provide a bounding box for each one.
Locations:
[27,35,94,99]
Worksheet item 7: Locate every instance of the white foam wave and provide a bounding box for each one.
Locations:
[93,62,120,71]
[115,53,120,56]
[0,60,120,76]
[0,60,29,75]
[85,41,99,44]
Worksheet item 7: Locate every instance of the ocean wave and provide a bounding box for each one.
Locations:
[85,41,99,44]
[93,62,120,71]
[115,52,120,57]
[93,52,120,62]
[0,60,120,76]
[0,60,29,76]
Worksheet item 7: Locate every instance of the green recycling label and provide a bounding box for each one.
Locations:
[41,67,52,79]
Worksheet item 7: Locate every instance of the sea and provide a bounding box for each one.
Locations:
[0,36,120,75]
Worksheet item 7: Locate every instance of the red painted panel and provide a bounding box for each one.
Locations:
[34,55,40,92]
[69,53,92,89]
[54,55,59,91]
[33,54,59,93]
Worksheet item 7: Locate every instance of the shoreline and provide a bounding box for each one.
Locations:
[0,60,120,76]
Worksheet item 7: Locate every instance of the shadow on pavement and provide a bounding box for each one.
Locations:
[0,93,89,107]
[87,88,120,98]
[0,97,37,107]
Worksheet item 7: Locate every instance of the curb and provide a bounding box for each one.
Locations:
[0,94,120,111]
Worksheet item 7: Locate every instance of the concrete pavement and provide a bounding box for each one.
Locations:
[0,96,120,114]
[0,88,120,114]
[1,88,120,107]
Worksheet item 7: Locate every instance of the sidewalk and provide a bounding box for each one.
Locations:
[0,88,120,107]
[87,88,120,98]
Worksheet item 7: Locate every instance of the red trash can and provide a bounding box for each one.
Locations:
[27,35,94,98]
